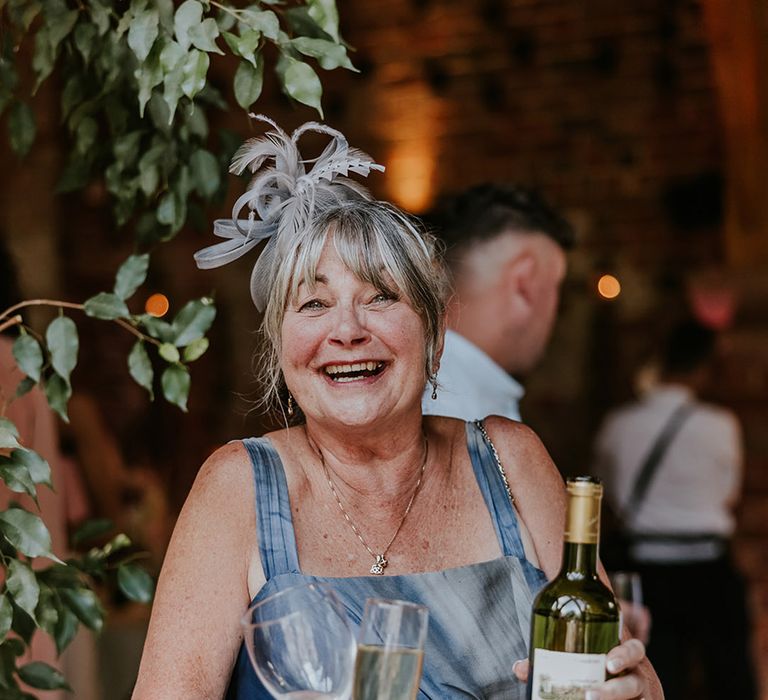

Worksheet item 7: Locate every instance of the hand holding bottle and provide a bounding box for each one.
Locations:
[513,638,650,699]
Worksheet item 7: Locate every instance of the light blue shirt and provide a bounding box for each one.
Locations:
[422,330,524,422]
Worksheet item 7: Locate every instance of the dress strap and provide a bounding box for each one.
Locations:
[242,437,300,579]
[465,421,526,561]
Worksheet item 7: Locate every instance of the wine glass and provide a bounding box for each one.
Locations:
[609,571,650,644]
[353,598,429,700]
[241,582,357,699]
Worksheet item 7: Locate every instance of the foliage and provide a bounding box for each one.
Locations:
[0,0,352,695]
[0,252,217,694]
[1,0,355,243]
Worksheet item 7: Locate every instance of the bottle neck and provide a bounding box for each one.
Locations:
[561,540,599,579]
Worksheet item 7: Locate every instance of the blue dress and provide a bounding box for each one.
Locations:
[226,420,548,699]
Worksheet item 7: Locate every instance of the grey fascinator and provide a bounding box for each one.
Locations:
[193,115,385,311]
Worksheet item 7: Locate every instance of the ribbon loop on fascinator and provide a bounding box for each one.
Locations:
[193,115,385,311]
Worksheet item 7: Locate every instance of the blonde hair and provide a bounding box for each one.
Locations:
[256,200,448,417]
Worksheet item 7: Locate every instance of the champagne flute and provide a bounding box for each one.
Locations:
[241,583,357,700]
[609,571,650,644]
[353,598,428,700]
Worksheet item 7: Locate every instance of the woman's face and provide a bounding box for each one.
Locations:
[280,242,427,430]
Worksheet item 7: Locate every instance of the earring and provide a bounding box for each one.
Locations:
[287,393,295,417]
[429,375,438,401]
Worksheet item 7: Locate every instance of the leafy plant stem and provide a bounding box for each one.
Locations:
[0,302,160,346]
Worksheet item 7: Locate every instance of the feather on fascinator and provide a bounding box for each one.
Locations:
[193,115,385,311]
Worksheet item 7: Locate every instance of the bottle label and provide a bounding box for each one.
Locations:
[530,648,606,700]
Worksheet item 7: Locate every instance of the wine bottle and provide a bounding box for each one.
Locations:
[527,476,620,700]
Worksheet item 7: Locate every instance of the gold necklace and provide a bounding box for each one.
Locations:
[317,438,428,575]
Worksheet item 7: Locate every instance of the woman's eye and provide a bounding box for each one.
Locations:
[370,292,396,304]
[299,299,326,311]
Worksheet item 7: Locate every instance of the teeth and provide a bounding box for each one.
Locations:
[324,361,383,376]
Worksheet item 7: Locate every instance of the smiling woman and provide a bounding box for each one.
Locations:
[131,119,662,700]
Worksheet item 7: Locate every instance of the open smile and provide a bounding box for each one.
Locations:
[322,361,387,383]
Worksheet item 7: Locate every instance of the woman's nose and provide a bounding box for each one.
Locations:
[328,305,370,346]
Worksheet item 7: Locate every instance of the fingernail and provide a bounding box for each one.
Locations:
[607,658,620,673]
[511,660,522,674]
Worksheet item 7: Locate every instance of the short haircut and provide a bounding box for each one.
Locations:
[258,199,448,416]
[423,183,575,270]
[660,319,717,376]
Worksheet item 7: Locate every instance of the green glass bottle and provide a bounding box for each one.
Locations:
[527,476,620,700]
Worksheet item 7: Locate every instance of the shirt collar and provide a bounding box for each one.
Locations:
[444,330,525,402]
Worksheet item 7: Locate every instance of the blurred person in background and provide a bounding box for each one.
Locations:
[593,318,757,700]
[421,183,574,422]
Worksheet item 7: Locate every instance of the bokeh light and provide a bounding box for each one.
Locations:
[597,274,621,300]
[145,293,170,317]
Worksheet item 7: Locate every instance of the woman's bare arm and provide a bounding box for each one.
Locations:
[132,442,258,699]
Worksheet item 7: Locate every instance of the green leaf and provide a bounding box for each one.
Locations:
[75,116,98,155]
[276,56,323,116]
[156,190,182,231]
[117,563,155,603]
[223,30,260,67]
[0,455,37,499]
[128,340,154,400]
[61,588,104,633]
[74,22,98,64]
[190,149,220,198]
[8,102,36,157]
[174,0,203,51]
[114,254,150,300]
[47,7,79,53]
[240,9,279,41]
[72,517,114,546]
[15,377,36,399]
[128,7,160,62]
[0,594,12,644]
[171,298,216,346]
[139,315,175,343]
[35,583,59,636]
[52,606,79,654]
[161,364,190,411]
[0,510,53,558]
[32,27,55,90]
[17,662,70,691]
[284,6,334,41]
[13,448,53,488]
[233,57,264,110]
[114,130,143,169]
[0,418,20,450]
[6,560,39,620]
[308,0,341,42]
[159,342,180,363]
[84,292,130,320]
[189,17,223,54]
[135,41,164,117]
[44,372,72,422]
[45,316,78,384]
[183,337,209,362]
[181,50,209,100]
[290,37,355,71]
[12,335,43,382]
[89,0,111,36]
[61,74,85,121]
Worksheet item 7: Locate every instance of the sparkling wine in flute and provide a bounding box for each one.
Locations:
[353,644,424,700]
[527,476,620,700]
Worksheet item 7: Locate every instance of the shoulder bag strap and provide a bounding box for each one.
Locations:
[621,401,696,527]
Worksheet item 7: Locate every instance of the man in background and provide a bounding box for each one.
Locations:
[421,183,575,421]
[593,319,757,700]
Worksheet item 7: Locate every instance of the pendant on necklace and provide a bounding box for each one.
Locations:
[370,554,388,575]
